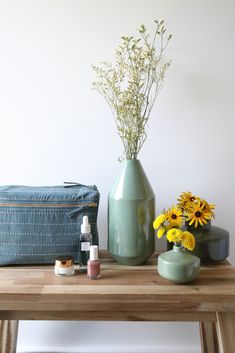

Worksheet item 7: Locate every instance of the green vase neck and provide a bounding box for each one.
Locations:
[173,245,183,252]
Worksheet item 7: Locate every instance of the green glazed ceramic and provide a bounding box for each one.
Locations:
[167,222,230,263]
[185,222,229,263]
[158,246,200,283]
[108,159,155,265]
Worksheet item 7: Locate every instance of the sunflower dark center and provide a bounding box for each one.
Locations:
[171,214,177,219]
[195,211,201,217]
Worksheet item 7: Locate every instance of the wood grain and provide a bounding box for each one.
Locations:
[0,252,235,352]
[216,312,235,353]
[0,320,18,353]
[200,321,219,353]
[0,311,217,322]
[0,256,234,314]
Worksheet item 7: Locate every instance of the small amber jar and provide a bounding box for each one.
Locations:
[54,256,75,276]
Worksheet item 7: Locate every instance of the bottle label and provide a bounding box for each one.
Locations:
[81,242,91,251]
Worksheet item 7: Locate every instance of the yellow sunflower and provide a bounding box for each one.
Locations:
[201,200,215,219]
[164,205,184,228]
[186,200,212,228]
[177,191,196,211]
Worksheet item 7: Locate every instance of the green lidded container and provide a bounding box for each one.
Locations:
[158,245,200,283]
[108,159,155,265]
[184,221,229,263]
[167,222,229,264]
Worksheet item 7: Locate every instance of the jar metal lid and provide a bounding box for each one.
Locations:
[55,256,74,268]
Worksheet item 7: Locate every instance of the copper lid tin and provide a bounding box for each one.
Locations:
[54,256,75,276]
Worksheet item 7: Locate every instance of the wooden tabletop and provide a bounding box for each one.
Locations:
[1,251,234,353]
[0,251,235,322]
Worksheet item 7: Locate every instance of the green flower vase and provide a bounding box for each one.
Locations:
[184,221,230,263]
[108,159,155,265]
[158,245,200,283]
[167,222,230,263]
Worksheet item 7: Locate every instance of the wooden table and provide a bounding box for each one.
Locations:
[0,252,235,353]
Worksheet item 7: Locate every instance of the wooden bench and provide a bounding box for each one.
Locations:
[0,251,235,353]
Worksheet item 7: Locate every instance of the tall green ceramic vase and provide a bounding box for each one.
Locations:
[108,159,155,265]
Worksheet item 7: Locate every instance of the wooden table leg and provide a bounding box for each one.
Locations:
[0,320,19,353]
[199,321,219,353]
[216,312,235,353]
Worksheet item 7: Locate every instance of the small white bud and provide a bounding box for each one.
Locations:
[138,24,146,33]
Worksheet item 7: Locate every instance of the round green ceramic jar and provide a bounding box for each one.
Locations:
[158,246,200,283]
[167,222,229,264]
[184,222,229,263]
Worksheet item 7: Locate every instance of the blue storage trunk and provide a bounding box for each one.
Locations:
[0,184,99,265]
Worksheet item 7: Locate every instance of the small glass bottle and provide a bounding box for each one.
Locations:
[79,215,92,272]
[87,245,101,279]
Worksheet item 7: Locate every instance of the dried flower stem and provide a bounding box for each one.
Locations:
[93,19,171,160]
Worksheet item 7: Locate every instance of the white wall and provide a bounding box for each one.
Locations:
[0,0,234,352]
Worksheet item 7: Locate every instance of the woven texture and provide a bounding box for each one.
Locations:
[0,184,99,265]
